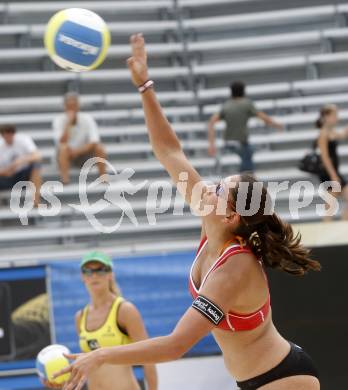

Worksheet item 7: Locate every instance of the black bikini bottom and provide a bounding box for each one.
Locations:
[236,342,319,390]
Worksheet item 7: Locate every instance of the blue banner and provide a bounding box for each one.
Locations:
[49,250,219,356]
[0,267,46,282]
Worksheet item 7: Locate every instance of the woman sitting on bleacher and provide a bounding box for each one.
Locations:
[316,104,348,220]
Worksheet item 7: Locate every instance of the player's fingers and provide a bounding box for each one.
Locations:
[63,383,71,390]
[63,353,79,360]
[129,34,137,53]
[52,364,72,379]
[62,381,71,390]
[75,376,86,390]
[129,33,136,44]
[127,57,135,67]
[42,379,58,389]
[131,33,146,59]
[63,377,76,390]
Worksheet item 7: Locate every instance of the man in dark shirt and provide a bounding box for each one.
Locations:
[208,81,283,173]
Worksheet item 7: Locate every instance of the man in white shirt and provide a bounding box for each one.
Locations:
[53,92,107,184]
[0,125,42,207]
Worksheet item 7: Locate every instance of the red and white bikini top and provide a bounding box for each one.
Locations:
[189,237,271,332]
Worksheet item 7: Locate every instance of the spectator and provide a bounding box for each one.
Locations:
[53,93,107,184]
[0,125,42,207]
[316,104,348,220]
[208,81,283,173]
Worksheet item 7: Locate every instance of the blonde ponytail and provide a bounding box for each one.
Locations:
[109,277,121,296]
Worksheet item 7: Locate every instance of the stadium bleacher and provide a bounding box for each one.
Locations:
[1,4,348,390]
[0,0,347,263]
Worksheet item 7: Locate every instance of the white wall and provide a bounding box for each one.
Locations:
[156,355,238,390]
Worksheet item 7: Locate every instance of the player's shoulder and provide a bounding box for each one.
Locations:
[118,299,137,313]
[212,251,257,287]
[117,300,142,321]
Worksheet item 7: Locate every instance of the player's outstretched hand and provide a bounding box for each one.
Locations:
[127,33,149,87]
[52,352,102,390]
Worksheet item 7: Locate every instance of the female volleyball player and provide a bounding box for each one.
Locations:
[316,104,348,220]
[46,250,157,390]
[55,34,321,390]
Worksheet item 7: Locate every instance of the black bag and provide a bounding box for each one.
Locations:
[298,139,325,175]
[298,151,323,174]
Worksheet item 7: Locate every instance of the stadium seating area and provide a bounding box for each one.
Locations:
[1,0,348,262]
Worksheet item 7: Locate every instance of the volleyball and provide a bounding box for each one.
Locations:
[44,8,110,72]
[36,344,71,385]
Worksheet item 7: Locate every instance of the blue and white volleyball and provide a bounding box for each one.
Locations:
[44,8,110,72]
[36,344,71,385]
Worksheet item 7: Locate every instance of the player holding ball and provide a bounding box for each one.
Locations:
[45,251,157,390]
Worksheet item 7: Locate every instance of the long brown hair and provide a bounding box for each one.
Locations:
[229,174,321,276]
[315,104,336,129]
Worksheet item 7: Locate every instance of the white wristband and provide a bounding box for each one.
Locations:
[138,80,154,93]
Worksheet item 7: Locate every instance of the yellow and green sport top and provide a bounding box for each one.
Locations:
[79,297,131,352]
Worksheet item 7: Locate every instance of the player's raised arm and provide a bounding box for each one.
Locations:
[127,33,206,211]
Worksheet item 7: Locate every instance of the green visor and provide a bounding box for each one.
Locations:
[80,251,113,269]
